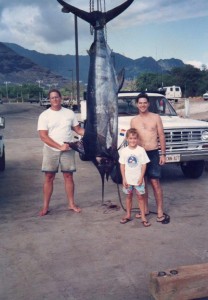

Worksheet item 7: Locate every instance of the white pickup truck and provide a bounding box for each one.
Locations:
[203,92,208,101]
[0,116,5,171]
[39,98,51,109]
[80,91,208,183]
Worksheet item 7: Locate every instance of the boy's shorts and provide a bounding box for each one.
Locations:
[42,145,76,173]
[122,184,145,195]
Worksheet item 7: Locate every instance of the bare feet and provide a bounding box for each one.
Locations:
[157,215,165,222]
[39,209,49,216]
[68,206,81,213]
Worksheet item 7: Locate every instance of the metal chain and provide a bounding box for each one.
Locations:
[90,0,94,35]
[103,0,107,42]
[99,0,102,11]
[89,0,108,38]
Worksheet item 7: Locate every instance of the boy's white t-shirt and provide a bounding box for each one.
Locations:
[119,145,150,185]
[37,107,79,151]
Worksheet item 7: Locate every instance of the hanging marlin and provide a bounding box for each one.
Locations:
[57,0,134,202]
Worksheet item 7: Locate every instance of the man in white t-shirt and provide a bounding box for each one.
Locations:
[37,89,84,216]
[119,128,151,227]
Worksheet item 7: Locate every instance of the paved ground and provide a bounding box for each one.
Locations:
[0,103,208,300]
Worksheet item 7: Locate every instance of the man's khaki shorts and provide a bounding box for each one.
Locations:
[42,145,76,173]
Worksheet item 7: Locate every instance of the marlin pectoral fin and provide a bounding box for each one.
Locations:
[64,140,85,155]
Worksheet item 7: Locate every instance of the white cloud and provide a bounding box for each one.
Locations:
[0,3,76,53]
[0,0,208,63]
[113,0,208,28]
[1,6,40,44]
[186,60,208,70]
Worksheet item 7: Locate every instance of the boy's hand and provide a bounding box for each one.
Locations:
[122,179,128,188]
[137,178,143,186]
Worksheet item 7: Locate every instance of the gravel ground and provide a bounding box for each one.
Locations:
[174,97,208,121]
[1,102,208,300]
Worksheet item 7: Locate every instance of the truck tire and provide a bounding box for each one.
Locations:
[0,148,5,171]
[180,160,205,179]
[110,164,122,184]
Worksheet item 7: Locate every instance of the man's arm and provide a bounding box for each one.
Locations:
[157,115,166,165]
[130,117,136,128]
[72,125,85,136]
[39,130,69,151]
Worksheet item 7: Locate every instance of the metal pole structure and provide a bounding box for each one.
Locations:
[19,84,23,102]
[69,69,74,101]
[21,85,23,103]
[36,80,42,101]
[4,81,11,103]
[74,15,80,112]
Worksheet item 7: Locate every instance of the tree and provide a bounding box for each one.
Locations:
[135,73,159,91]
[133,65,208,97]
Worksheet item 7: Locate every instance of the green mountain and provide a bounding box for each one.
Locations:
[3,42,185,84]
[0,42,68,85]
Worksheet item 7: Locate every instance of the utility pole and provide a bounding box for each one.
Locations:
[4,81,11,102]
[18,84,23,102]
[36,80,43,101]
[74,15,80,112]
[69,69,74,101]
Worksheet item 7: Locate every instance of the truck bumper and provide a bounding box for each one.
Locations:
[165,150,208,163]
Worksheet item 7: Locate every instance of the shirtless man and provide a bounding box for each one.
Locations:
[130,93,166,222]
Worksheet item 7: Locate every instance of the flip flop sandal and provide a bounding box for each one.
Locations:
[141,220,151,227]
[157,215,166,222]
[157,214,170,224]
[120,218,131,224]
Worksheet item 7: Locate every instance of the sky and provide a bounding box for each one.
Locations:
[0,0,208,68]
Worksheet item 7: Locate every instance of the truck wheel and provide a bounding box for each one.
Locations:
[79,152,90,161]
[110,164,122,184]
[180,160,205,179]
[0,148,5,171]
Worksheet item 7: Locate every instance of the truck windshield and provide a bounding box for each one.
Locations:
[118,96,177,116]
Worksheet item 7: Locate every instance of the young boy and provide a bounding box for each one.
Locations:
[119,128,151,227]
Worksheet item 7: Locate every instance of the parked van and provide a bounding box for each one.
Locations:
[158,85,182,102]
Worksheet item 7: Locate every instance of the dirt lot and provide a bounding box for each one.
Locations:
[173,97,208,121]
[0,102,208,300]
